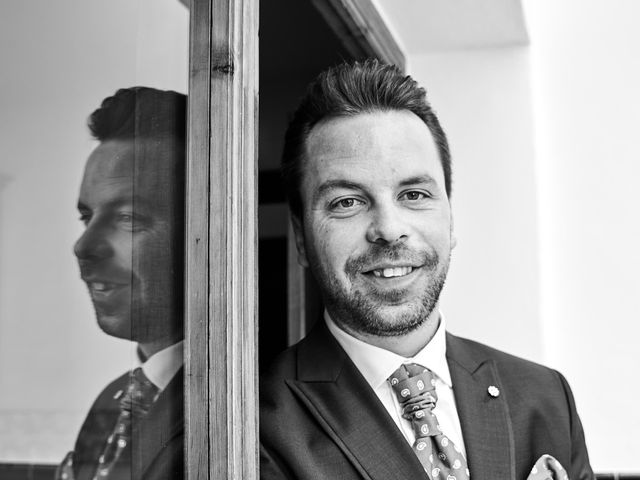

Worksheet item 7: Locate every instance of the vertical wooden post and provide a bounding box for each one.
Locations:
[186,0,259,478]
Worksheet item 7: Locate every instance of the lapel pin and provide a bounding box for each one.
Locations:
[487,385,500,398]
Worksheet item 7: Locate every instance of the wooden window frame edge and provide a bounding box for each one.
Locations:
[310,0,406,70]
[186,0,259,479]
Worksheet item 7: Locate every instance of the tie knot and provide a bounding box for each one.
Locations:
[120,367,160,417]
[388,363,438,409]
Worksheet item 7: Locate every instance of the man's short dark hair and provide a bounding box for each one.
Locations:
[89,86,186,143]
[282,59,451,220]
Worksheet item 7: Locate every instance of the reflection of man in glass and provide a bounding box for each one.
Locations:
[57,87,186,480]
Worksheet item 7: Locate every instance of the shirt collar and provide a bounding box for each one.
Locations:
[141,340,184,391]
[325,311,452,391]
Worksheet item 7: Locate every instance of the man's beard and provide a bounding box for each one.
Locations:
[89,279,182,344]
[309,243,450,337]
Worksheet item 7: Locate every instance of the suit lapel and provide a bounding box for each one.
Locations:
[446,333,515,480]
[74,375,126,480]
[290,323,427,480]
[131,367,184,479]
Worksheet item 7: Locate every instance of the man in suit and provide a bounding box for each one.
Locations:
[57,87,186,480]
[260,59,595,479]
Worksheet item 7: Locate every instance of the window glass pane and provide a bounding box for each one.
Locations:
[0,1,188,477]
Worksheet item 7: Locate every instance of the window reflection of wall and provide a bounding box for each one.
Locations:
[0,0,188,464]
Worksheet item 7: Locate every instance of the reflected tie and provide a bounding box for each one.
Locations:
[92,367,160,480]
[388,363,470,480]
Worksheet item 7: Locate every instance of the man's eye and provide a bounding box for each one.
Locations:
[78,213,91,225]
[118,213,134,223]
[401,191,428,201]
[118,213,145,231]
[117,212,150,231]
[331,198,363,211]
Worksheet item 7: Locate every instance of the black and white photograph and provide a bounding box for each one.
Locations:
[0,0,638,479]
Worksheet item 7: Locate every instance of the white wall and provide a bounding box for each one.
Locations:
[408,47,542,362]
[524,0,640,472]
[406,1,640,472]
[0,0,188,462]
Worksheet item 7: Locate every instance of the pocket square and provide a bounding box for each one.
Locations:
[526,454,569,480]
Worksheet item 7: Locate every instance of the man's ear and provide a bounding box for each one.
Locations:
[290,215,309,267]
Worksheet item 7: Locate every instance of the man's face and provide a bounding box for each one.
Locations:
[74,138,183,347]
[294,110,454,337]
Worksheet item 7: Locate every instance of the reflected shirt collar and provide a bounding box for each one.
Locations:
[325,311,452,390]
[140,340,184,391]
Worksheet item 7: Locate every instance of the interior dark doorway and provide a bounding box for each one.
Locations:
[258,0,405,369]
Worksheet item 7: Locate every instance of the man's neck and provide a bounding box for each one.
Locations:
[139,335,183,360]
[332,307,441,357]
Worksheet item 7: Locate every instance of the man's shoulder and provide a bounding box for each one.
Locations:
[262,327,562,381]
[446,332,567,390]
[260,321,342,385]
[100,370,131,396]
[448,332,547,365]
[81,371,131,417]
[73,371,131,465]
[260,323,343,413]
[260,340,302,390]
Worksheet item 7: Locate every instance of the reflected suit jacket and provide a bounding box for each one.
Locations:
[260,322,595,480]
[68,367,184,480]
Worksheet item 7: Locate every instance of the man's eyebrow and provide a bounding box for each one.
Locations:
[398,175,438,187]
[314,180,365,200]
[76,196,153,211]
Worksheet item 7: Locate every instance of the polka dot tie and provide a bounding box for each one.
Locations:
[92,367,160,480]
[388,363,470,480]
[526,454,569,480]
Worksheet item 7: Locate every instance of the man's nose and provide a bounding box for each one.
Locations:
[73,223,113,261]
[365,203,409,245]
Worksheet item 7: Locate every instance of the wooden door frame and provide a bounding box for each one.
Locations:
[186,0,259,478]
[312,0,406,69]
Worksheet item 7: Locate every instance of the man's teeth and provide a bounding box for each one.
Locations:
[372,267,413,278]
[92,282,108,291]
[91,282,122,291]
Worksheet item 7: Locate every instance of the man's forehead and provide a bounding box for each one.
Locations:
[85,139,134,175]
[80,139,181,207]
[302,111,443,188]
[306,110,435,151]
[85,138,181,178]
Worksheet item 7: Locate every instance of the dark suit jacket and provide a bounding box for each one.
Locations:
[260,322,595,480]
[70,367,184,480]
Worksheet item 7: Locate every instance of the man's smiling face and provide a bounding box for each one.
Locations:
[74,138,183,350]
[294,110,455,337]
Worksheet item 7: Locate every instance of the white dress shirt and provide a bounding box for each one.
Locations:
[141,340,184,392]
[325,312,467,458]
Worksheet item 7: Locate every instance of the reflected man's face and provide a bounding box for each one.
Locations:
[294,110,454,338]
[74,138,183,351]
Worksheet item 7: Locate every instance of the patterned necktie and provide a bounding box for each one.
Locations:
[389,363,470,480]
[92,367,160,480]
